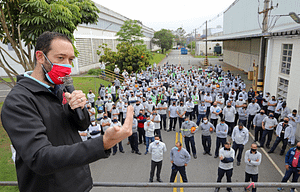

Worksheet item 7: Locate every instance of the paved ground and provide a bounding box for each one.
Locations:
[0,83,12,102]
[90,50,297,192]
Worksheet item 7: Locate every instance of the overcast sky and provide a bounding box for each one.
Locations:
[93,0,236,34]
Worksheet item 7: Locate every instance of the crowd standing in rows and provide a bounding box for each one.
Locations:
[80,62,300,192]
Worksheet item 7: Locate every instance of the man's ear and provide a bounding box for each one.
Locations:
[35,51,45,64]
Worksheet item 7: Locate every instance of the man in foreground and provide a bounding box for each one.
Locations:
[148,135,167,182]
[1,32,133,192]
[215,142,235,192]
[170,142,191,183]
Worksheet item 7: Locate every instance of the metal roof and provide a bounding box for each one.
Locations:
[206,27,300,41]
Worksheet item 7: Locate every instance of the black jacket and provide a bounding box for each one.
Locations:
[1,75,110,192]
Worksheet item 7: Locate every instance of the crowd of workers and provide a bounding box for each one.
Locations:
[81,62,300,192]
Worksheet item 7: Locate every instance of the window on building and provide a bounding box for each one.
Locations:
[280,44,293,75]
[277,78,289,100]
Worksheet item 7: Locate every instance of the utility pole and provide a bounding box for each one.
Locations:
[194,28,197,55]
[204,20,208,66]
[257,0,273,92]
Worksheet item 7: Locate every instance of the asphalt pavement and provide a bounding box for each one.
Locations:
[90,50,297,192]
[0,83,11,102]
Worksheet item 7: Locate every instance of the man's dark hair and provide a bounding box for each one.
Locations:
[34,31,72,65]
[154,134,160,138]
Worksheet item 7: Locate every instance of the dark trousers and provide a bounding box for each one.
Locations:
[170,164,188,182]
[196,114,205,126]
[282,167,300,190]
[193,105,198,119]
[150,160,163,180]
[225,121,235,136]
[112,94,116,102]
[245,172,258,192]
[178,117,185,129]
[169,117,177,130]
[269,136,288,153]
[232,141,244,162]
[113,141,123,153]
[186,112,193,120]
[210,118,218,128]
[234,112,239,125]
[184,136,197,155]
[260,129,273,147]
[202,135,211,153]
[254,126,263,142]
[154,129,162,141]
[216,167,233,191]
[90,102,95,108]
[215,137,226,157]
[138,128,145,144]
[129,132,139,152]
[247,115,255,129]
[160,114,167,130]
[206,107,210,117]
[239,119,247,127]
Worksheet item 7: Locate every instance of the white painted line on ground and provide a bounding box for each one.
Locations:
[249,132,297,191]
[249,132,285,177]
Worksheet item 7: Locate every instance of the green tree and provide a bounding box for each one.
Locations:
[98,18,151,73]
[152,29,174,53]
[0,0,100,87]
[98,42,151,73]
[187,41,195,49]
[173,27,186,46]
[116,19,145,45]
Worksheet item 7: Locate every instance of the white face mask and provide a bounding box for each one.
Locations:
[204,120,208,123]
[92,122,96,126]
[154,140,159,144]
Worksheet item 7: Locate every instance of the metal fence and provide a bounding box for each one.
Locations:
[1,181,300,188]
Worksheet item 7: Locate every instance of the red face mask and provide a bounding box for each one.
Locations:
[42,53,72,85]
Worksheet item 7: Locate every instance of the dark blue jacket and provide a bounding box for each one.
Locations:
[285,147,300,169]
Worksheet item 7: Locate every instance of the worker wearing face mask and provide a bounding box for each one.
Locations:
[148,135,167,183]
[214,142,235,192]
[268,117,293,156]
[169,142,191,183]
[200,117,215,156]
[177,100,187,129]
[232,123,249,166]
[277,142,300,192]
[214,119,228,158]
[112,117,124,155]
[181,116,199,159]
[244,143,261,192]
[259,113,278,149]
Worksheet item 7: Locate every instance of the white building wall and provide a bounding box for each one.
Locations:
[223,50,259,72]
[223,0,300,35]
[265,37,300,140]
[195,41,223,56]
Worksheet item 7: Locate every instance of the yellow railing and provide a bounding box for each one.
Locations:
[99,68,124,82]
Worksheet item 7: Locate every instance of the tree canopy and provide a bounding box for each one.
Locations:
[0,0,100,87]
[98,19,151,73]
[173,27,186,46]
[152,29,174,53]
[116,20,145,45]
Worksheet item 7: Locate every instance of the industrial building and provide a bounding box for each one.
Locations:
[210,0,300,139]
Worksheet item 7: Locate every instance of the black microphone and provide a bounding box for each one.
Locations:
[63,76,85,121]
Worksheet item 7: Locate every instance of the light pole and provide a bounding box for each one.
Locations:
[204,20,208,66]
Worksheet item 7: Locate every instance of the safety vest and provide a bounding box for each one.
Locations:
[192,95,198,104]
[108,88,111,94]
